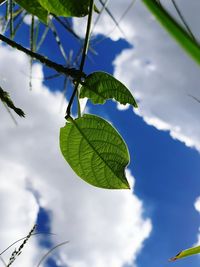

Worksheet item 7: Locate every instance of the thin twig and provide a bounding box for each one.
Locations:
[6,224,36,267]
[29,15,35,90]
[53,15,81,40]
[98,0,126,38]
[0,256,6,267]
[9,0,13,39]
[0,233,55,256]
[188,94,200,104]
[3,102,18,126]
[36,241,69,267]
[0,33,86,79]
[49,21,68,62]
[171,0,197,43]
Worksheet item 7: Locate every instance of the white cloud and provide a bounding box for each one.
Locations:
[74,0,200,152]
[0,45,151,267]
[194,197,200,246]
[194,197,200,213]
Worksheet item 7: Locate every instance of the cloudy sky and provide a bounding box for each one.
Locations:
[0,1,200,267]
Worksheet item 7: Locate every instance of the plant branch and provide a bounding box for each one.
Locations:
[65,0,94,119]
[0,33,86,79]
[0,86,25,117]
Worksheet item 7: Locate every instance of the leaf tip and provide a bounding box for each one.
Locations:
[122,180,131,190]
[169,252,181,262]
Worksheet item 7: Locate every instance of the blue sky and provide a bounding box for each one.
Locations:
[0,1,200,267]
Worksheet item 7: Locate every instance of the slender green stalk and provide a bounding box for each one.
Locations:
[142,0,200,65]
[65,0,94,119]
[9,0,14,39]
[6,0,9,20]
[77,88,81,118]
[37,26,49,51]
[36,241,69,267]
[29,15,35,90]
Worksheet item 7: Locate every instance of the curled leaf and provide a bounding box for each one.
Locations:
[80,71,137,107]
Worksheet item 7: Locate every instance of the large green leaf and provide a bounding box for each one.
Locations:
[60,114,130,189]
[14,0,48,24]
[37,0,90,17]
[142,0,200,65]
[169,245,200,261]
[79,71,138,107]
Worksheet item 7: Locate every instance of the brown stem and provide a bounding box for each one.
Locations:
[0,33,86,79]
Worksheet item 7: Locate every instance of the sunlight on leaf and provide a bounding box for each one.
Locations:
[80,71,138,107]
[37,0,91,17]
[60,114,130,189]
[14,0,48,24]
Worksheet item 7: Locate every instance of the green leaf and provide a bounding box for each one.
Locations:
[14,0,48,24]
[37,0,90,17]
[60,114,130,189]
[142,0,200,65]
[79,71,138,107]
[169,245,200,261]
[0,87,25,117]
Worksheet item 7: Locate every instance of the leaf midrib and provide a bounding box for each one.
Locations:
[71,117,128,187]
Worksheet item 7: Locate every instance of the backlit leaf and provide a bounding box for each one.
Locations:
[80,71,137,107]
[14,0,48,24]
[60,114,130,189]
[37,0,90,17]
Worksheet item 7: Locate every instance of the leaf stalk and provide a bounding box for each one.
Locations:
[65,0,94,119]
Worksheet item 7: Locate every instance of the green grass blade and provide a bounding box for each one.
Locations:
[169,245,200,261]
[142,0,200,65]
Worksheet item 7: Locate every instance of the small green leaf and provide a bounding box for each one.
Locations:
[37,0,90,17]
[79,71,137,107]
[60,114,130,189]
[170,245,200,261]
[14,0,48,24]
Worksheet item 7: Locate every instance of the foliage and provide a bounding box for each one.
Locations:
[169,245,200,261]
[60,114,130,189]
[14,0,48,23]
[79,71,138,107]
[0,0,200,261]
